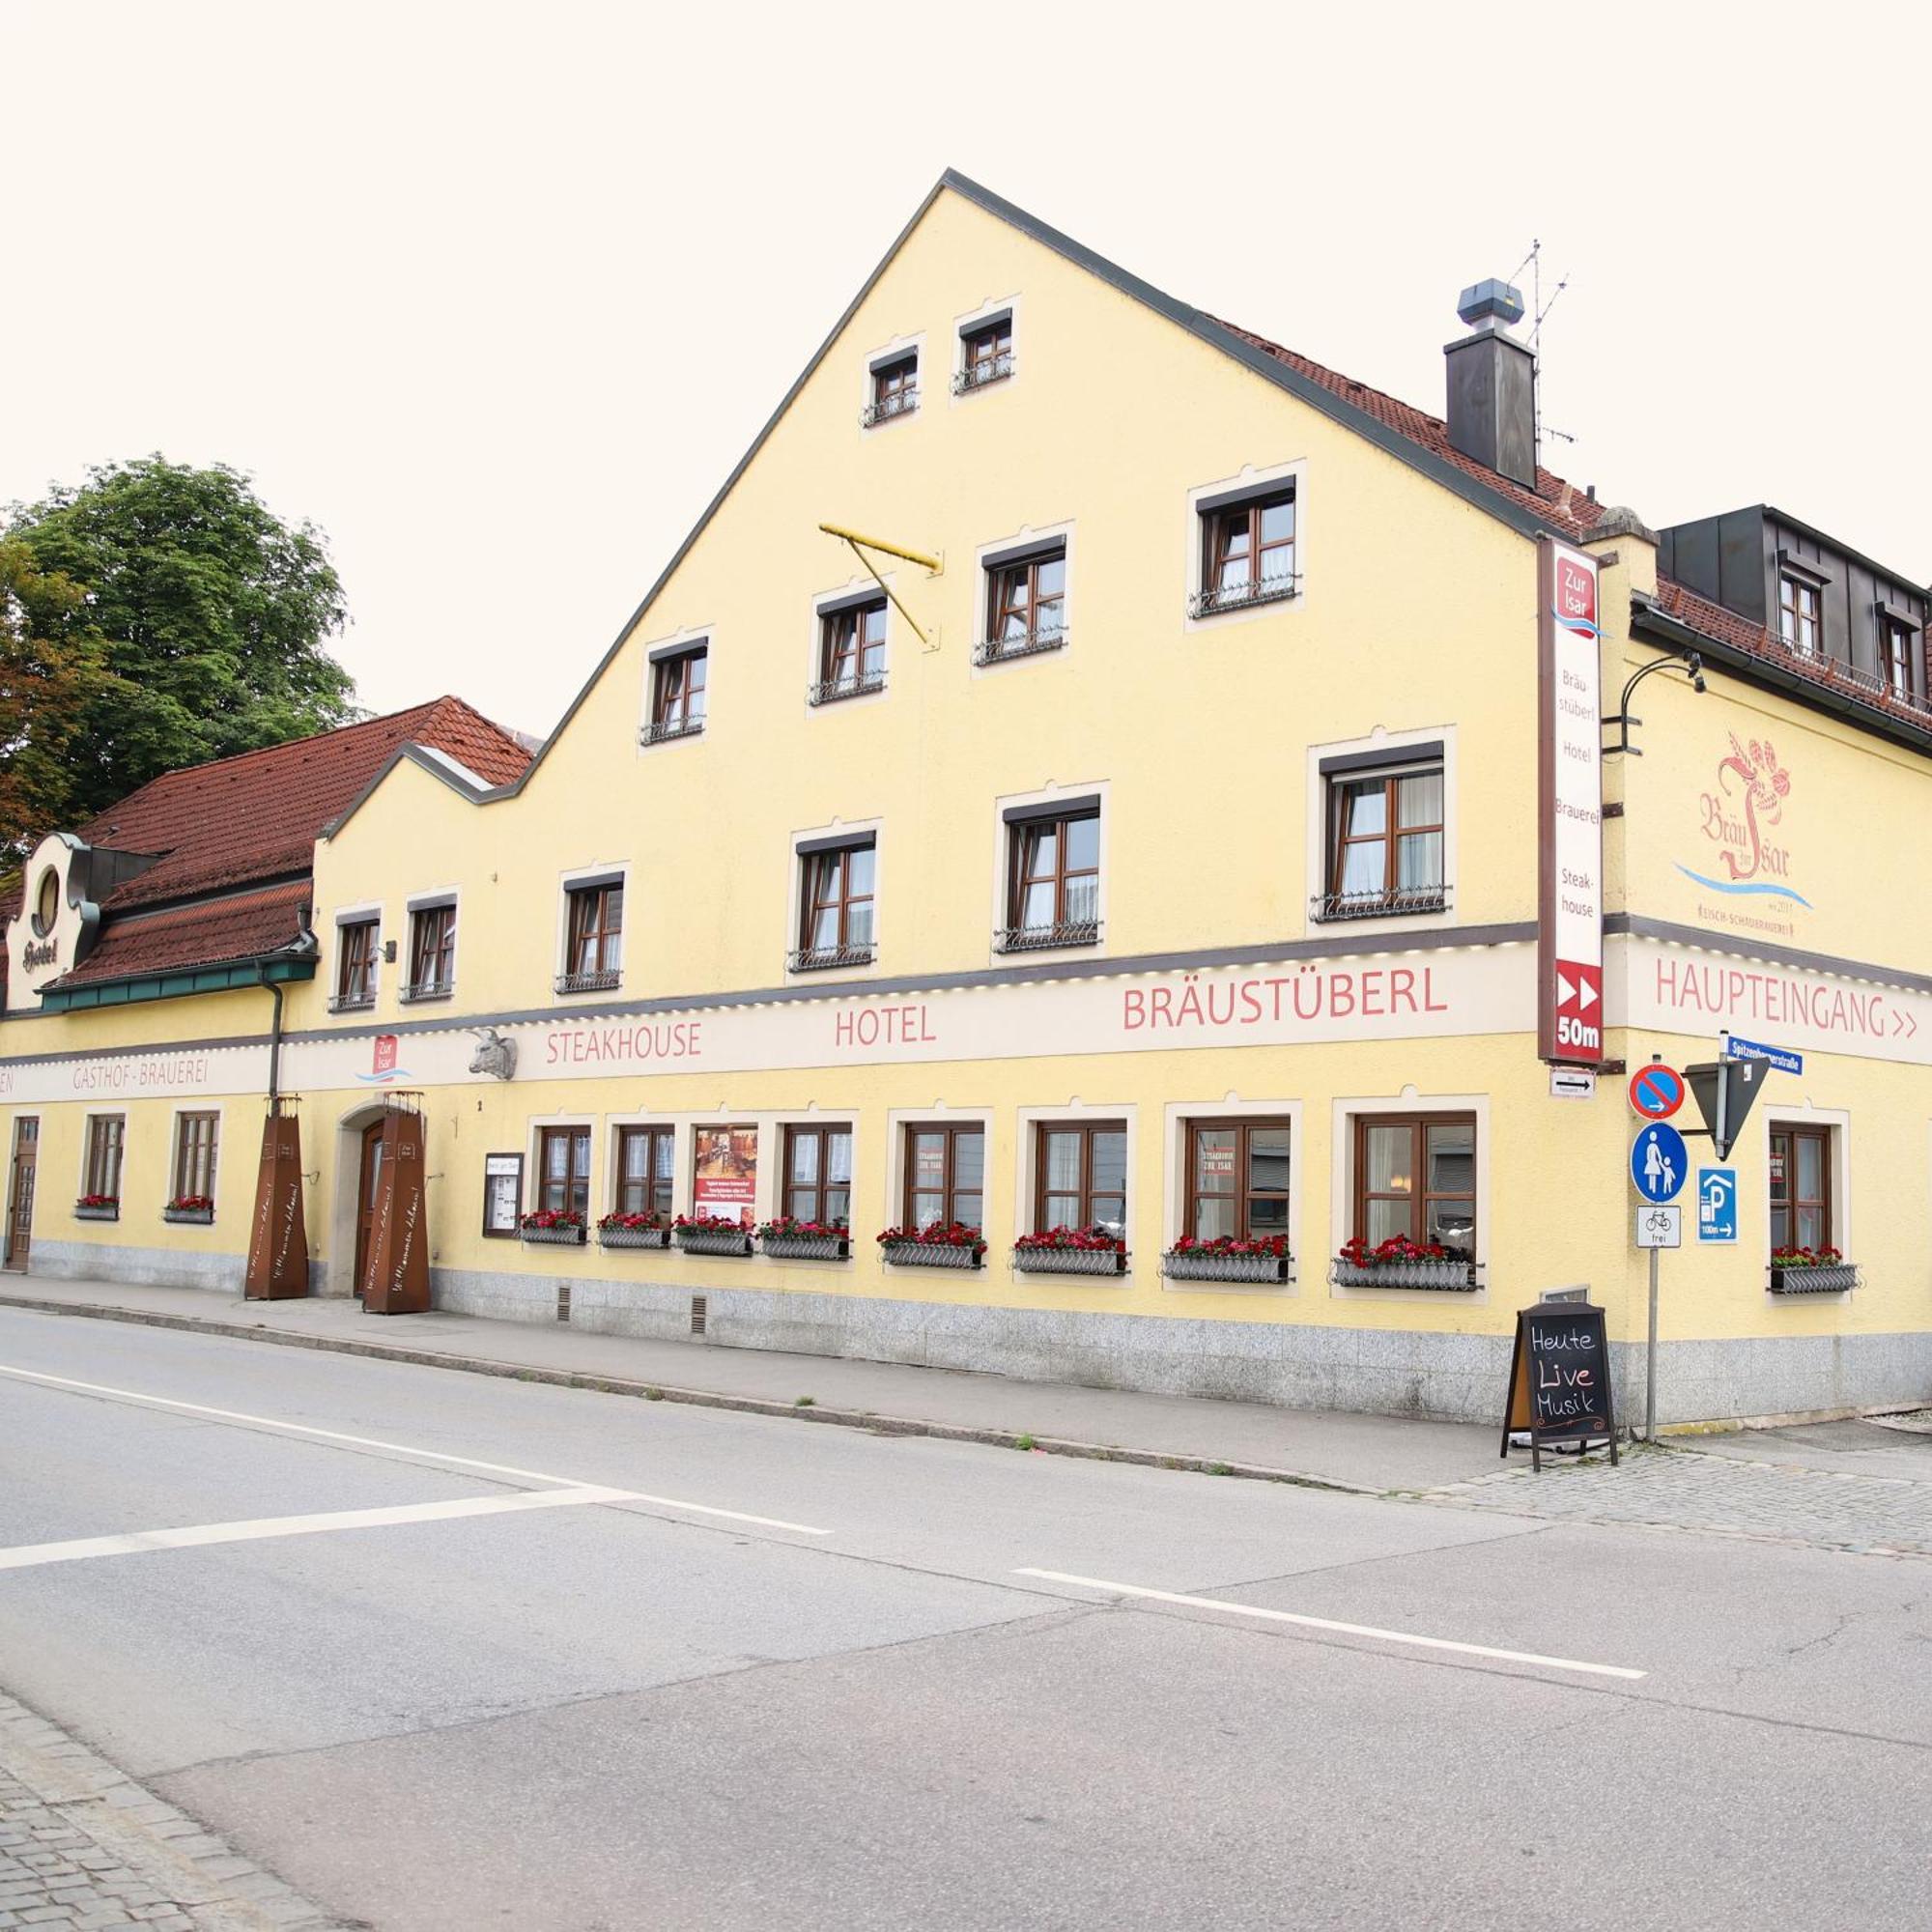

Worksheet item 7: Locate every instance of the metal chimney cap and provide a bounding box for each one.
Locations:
[1456,278,1526,328]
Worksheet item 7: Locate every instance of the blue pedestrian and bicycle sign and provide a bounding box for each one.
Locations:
[1628,1064,1687,1121]
[1630,1122,1688,1203]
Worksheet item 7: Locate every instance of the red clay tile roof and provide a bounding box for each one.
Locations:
[1211,317,1607,542]
[1654,577,1932,729]
[56,881,314,988]
[77,696,529,913]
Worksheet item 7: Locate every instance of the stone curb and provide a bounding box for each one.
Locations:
[0,1292,1383,1498]
[0,1690,347,1930]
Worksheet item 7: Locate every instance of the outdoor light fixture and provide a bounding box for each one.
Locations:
[1602,650,1704,756]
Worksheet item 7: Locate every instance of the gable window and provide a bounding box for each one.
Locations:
[955,314,1013,394]
[332,919,379,1012]
[903,1123,984,1231]
[791,838,875,972]
[1317,753,1446,920]
[403,902,456,1002]
[1183,1120,1291,1243]
[781,1124,852,1230]
[812,598,888,704]
[1883,617,1917,702]
[644,644,706,745]
[173,1112,219,1205]
[615,1124,674,1220]
[1192,488,1296,617]
[1777,575,1821,656]
[84,1115,125,1205]
[536,1125,591,1220]
[1035,1121,1126,1238]
[1352,1113,1476,1268]
[978,546,1066,667]
[998,801,1100,952]
[863,352,919,427]
[558,881,623,994]
[1769,1124,1833,1255]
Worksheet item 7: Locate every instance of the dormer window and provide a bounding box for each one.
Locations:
[1777,575,1821,656]
[863,353,919,428]
[1884,616,1917,701]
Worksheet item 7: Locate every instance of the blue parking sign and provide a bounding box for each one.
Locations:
[1630,1122,1688,1203]
[1698,1168,1737,1242]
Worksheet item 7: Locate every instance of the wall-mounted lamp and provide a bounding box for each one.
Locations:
[1602,651,1705,757]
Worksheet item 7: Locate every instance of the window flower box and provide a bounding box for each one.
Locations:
[520,1210,586,1246]
[757,1217,850,1263]
[877,1222,986,1269]
[1162,1236,1292,1284]
[674,1215,754,1257]
[597,1215,670,1250]
[74,1196,120,1223]
[1769,1248,1858,1294]
[1331,1235,1476,1291]
[1012,1227,1127,1277]
[162,1197,214,1226]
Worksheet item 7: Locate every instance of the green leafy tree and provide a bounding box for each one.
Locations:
[0,538,104,857]
[3,457,356,828]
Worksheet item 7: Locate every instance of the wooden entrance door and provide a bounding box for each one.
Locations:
[354,1120,386,1296]
[5,1118,39,1271]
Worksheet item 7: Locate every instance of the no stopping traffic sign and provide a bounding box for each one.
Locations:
[1628,1065,1686,1121]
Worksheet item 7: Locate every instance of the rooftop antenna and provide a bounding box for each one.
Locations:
[1510,238,1575,454]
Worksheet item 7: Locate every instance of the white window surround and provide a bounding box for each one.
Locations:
[1183,457,1309,634]
[668,1110,857,1250]
[400,887,460,997]
[525,1114,597,1223]
[553,862,631,997]
[772,1115,860,1235]
[951,294,1021,400]
[637,624,713,753]
[860,333,925,432]
[971,520,1075,676]
[785,815,883,982]
[1303,724,1458,936]
[988,779,1111,963]
[1328,1090,1491,1302]
[1161,1097,1304,1295]
[884,1106,995,1247]
[807,581,893,714]
[1762,1103,1853,1285]
[603,1113,682,1220]
[1012,1102,1139,1275]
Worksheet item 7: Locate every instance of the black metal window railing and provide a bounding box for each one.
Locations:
[993,919,1100,954]
[1312,884,1451,923]
[860,391,919,428]
[399,977,454,1004]
[1189,571,1300,619]
[786,942,877,974]
[327,989,377,1014]
[554,969,621,995]
[809,670,888,707]
[639,715,704,747]
[952,355,1014,395]
[974,624,1067,668]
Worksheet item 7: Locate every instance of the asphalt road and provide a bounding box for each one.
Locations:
[0,1305,1927,1931]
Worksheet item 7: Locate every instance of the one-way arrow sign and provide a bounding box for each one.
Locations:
[1683,1056,1772,1162]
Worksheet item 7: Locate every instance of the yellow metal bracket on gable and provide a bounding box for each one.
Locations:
[818,523,943,651]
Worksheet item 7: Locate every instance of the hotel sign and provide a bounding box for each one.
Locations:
[1538,537,1604,1065]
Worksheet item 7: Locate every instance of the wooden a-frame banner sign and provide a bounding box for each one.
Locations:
[1502,1300,1618,1470]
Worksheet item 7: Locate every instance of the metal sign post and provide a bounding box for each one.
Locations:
[1629,1062,1689,1443]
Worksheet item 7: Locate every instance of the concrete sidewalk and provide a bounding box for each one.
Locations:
[0,1275,1508,1494]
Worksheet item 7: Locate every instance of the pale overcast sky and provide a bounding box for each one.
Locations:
[5,2,1925,740]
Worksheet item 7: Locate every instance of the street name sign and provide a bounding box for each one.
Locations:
[1722,1033,1803,1076]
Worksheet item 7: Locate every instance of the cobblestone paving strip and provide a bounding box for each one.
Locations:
[0,1693,346,1930]
[1427,1443,1932,1557]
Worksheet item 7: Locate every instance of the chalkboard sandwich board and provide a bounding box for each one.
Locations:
[1502,1300,1618,1469]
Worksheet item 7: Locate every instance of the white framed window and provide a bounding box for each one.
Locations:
[786,816,883,980]
[640,628,711,749]
[1013,1102,1137,1268]
[1764,1103,1853,1291]
[607,1115,679,1223]
[330,901,384,1013]
[810,586,891,708]
[861,335,924,430]
[527,1115,596,1224]
[1329,1091,1490,1298]
[973,522,1073,671]
[885,1105,994,1245]
[952,295,1019,398]
[1162,1097,1303,1293]
[1304,726,1457,931]
[554,864,628,997]
[402,890,460,1003]
[991,781,1109,959]
[1184,459,1307,630]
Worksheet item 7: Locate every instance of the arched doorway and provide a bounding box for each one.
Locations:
[327,1100,398,1297]
[353,1119,386,1298]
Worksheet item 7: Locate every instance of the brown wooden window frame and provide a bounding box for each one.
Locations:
[1883,618,1916,700]
[536,1125,592,1220]
[781,1123,853,1231]
[1322,764,1447,919]
[406,903,456,1000]
[334,919,379,1009]
[1769,1123,1833,1254]
[867,352,919,425]
[1002,810,1100,950]
[1033,1120,1127,1235]
[1350,1111,1477,1259]
[84,1114,125,1202]
[814,599,888,702]
[957,316,1013,391]
[901,1122,985,1231]
[1195,488,1297,616]
[172,1111,219,1203]
[793,839,876,970]
[560,882,623,991]
[614,1124,675,1221]
[646,645,707,742]
[1777,574,1822,656]
[1182,1118,1292,1243]
[980,546,1067,665]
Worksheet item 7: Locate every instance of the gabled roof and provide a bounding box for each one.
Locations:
[54,880,314,988]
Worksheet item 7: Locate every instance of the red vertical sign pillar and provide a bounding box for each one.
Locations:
[363,1106,430,1315]
[243,1106,309,1300]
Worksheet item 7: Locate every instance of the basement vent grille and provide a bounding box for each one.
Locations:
[556,1283,571,1323]
[691,1294,708,1337]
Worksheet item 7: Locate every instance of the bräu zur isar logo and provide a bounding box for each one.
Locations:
[1678,733,1810,907]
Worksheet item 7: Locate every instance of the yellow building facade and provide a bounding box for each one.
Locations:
[5,173,1928,1424]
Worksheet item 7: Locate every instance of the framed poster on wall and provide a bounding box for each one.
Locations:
[692,1124,757,1227]
[481,1151,523,1237]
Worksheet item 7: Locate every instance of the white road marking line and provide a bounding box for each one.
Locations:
[1015,1569,1647,1680]
[0,1362,834,1539]
[0,1487,643,1571]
